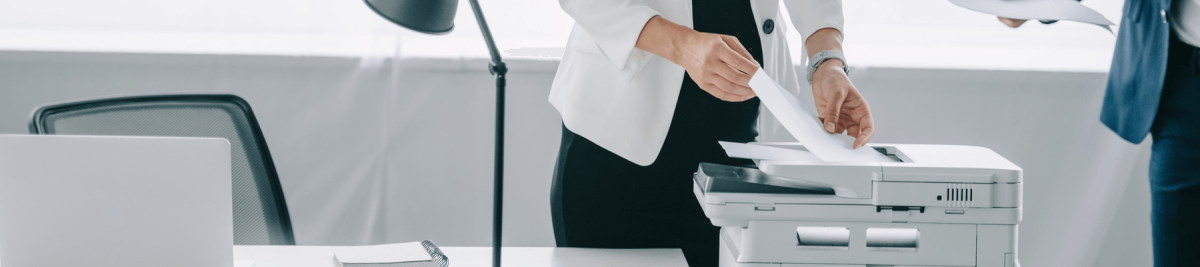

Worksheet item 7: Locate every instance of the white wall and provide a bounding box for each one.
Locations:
[0,51,1151,266]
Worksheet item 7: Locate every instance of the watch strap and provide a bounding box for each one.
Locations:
[806,50,849,85]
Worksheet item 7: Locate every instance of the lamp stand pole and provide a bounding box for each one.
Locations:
[467,1,506,267]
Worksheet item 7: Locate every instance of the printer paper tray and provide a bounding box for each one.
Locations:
[728,221,979,266]
[721,221,1018,267]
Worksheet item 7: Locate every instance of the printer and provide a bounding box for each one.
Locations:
[694,142,1022,267]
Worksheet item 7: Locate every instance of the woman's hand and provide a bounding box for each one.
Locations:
[635,16,760,102]
[810,59,874,149]
[806,28,874,149]
[674,32,760,102]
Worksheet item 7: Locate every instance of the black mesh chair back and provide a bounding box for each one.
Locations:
[29,94,295,245]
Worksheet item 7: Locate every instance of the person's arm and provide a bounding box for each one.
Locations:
[634,16,760,102]
[558,0,660,72]
[560,0,758,102]
[804,28,874,149]
[783,0,873,148]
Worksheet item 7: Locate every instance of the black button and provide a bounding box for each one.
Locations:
[763,19,775,34]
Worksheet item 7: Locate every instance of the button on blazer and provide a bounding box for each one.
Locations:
[549,0,844,166]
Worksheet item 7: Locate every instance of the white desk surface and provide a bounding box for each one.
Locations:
[233,246,689,267]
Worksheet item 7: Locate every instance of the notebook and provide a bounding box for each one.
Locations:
[333,240,448,267]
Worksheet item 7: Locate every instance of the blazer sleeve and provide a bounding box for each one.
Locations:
[782,0,845,50]
[559,0,661,74]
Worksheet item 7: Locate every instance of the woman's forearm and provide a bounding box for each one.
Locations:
[804,28,845,68]
[805,27,874,147]
[634,15,695,66]
[631,15,759,101]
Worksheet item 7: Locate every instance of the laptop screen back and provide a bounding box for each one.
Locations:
[0,135,232,267]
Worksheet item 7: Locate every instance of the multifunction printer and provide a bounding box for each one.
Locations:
[694,143,1022,267]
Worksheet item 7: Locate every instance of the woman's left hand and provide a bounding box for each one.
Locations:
[811,59,874,149]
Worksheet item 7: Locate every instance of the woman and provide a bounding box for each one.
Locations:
[548,1,874,266]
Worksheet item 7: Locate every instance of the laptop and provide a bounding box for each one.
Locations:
[0,135,233,267]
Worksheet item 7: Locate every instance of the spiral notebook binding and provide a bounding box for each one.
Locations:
[420,240,449,267]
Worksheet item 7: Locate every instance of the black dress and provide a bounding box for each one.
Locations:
[550,1,764,267]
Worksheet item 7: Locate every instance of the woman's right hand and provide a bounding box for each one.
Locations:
[677,32,760,102]
[635,16,760,102]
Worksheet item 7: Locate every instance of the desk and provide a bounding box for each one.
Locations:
[233,246,689,267]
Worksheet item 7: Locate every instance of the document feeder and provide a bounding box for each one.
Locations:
[694,143,1021,267]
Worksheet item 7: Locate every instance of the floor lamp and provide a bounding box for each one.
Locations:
[362,1,507,267]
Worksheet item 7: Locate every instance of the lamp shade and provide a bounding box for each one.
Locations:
[364,0,459,34]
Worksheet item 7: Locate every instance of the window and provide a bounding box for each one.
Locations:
[0,0,1121,71]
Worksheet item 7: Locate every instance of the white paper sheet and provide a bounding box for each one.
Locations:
[719,141,823,162]
[949,0,1114,32]
[233,260,255,267]
[748,71,894,163]
[332,242,433,264]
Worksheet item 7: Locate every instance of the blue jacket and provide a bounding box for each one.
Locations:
[1101,0,1174,144]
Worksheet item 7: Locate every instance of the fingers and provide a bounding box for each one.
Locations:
[840,113,857,142]
[853,122,875,149]
[708,79,755,101]
[686,33,761,102]
[721,36,759,74]
[821,89,847,134]
[848,102,875,149]
[846,124,860,138]
[715,37,760,77]
[708,37,755,99]
[710,65,755,96]
[704,85,754,102]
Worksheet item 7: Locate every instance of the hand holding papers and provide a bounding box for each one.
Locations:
[744,72,893,163]
[949,0,1115,32]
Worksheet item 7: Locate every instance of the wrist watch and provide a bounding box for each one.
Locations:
[806,50,849,85]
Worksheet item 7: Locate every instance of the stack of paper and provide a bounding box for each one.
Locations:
[742,72,893,163]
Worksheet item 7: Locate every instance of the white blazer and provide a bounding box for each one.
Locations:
[549,0,844,166]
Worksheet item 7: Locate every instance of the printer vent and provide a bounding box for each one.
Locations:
[946,183,974,207]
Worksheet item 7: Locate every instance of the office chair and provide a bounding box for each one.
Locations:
[29,94,296,245]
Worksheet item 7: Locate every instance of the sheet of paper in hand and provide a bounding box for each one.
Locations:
[747,71,893,163]
[949,0,1115,33]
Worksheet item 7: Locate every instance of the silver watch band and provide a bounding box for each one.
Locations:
[806,50,849,85]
